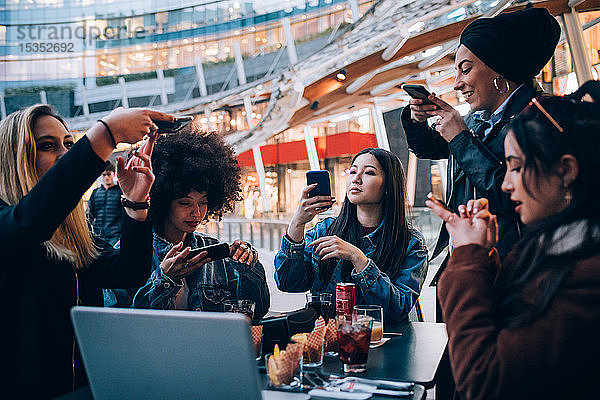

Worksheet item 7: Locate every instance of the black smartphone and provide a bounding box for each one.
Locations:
[155,116,194,133]
[184,242,230,262]
[306,170,331,197]
[402,84,435,105]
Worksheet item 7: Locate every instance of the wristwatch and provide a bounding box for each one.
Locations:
[120,195,150,210]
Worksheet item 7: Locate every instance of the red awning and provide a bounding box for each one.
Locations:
[237,131,377,167]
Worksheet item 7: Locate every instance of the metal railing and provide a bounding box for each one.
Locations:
[202,218,290,252]
[202,208,441,253]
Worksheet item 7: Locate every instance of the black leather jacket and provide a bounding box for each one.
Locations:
[400,83,540,262]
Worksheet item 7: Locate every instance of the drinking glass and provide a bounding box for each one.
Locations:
[354,305,384,345]
[305,293,332,323]
[302,337,324,368]
[265,341,304,390]
[223,299,255,321]
[336,315,373,373]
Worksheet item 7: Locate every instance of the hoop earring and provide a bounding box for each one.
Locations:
[493,76,510,94]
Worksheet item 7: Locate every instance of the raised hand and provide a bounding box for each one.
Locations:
[287,184,335,242]
[116,132,157,203]
[229,240,255,266]
[409,97,440,122]
[308,235,369,272]
[160,242,210,282]
[428,95,469,142]
[426,194,498,250]
[102,108,173,144]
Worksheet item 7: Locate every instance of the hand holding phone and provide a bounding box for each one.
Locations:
[306,170,332,197]
[402,84,435,105]
[155,116,194,133]
[184,242,230,262]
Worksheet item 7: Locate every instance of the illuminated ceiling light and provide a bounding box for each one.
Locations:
[335,69,347,82]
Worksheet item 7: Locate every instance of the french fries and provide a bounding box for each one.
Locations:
[267,341,304,386]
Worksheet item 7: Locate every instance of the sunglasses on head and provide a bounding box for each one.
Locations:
[529,98,564,133]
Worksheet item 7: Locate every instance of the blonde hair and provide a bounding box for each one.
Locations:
[0,104,98,268]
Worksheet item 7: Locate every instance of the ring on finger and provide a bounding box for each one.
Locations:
[183,262,190,269]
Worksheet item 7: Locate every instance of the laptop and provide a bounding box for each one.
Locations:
[71,306,307,400]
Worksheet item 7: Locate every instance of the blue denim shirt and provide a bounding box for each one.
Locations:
[104,231,270,319]
[274,217,428,322]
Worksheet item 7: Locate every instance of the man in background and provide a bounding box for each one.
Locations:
[87,162,123,246]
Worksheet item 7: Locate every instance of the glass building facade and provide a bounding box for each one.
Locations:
[1,0,374,85]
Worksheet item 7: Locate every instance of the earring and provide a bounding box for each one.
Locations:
[564,189,572,206]
[493,76,510,94]
[562,180,572,206]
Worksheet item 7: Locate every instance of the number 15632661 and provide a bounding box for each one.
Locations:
[19,42,75,53]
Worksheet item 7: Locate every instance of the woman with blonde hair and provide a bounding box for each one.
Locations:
[0,104,173,398]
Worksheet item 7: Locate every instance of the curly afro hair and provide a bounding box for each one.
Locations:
[150,124,242,227]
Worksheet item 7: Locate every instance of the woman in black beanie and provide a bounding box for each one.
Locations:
[400,6,560,267]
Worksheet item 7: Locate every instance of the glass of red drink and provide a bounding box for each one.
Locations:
[223,299,255,321]
[305,293,332,323]
[336,315,373,373]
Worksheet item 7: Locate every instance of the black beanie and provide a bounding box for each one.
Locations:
[459,7,561,84]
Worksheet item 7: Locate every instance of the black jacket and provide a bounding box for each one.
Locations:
[87,183,123,246]
[400,83,539,262]
[0,136,152,399]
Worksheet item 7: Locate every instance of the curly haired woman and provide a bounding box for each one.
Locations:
[105,125,270,319]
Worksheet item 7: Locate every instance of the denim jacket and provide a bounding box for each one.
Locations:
[104,231,270,319]
[274,217,428,323]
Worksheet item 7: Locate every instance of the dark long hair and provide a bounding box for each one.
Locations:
[318,148,411,283]
[497,80,600,327]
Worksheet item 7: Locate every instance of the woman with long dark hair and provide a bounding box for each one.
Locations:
[275,148,428,322]
[427,81,600,399]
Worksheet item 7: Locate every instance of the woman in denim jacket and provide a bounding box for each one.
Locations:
[275,148,428,322]
[105,127,270,319]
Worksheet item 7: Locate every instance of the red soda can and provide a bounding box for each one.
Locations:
[336,283,356,319]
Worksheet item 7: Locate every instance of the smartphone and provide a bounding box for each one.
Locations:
[184,242,230,262]
[155,116,194,133]
[402,84,435,105]
[306,170,331,197]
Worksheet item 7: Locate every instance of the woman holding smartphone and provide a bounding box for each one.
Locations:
[104,127,270,319]
[428,82,600,399]
[0,104,173,398]
[275,148,428,323]
[402,7,560,261]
